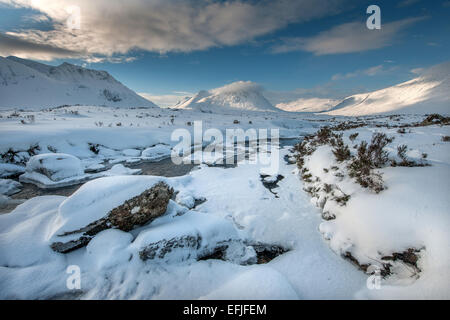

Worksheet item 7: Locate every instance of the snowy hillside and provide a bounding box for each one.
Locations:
[175,81,280,113]
[324,62,450,116]
[276,98,341,113]
[0,56,157,110]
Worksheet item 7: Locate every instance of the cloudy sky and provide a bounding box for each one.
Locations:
[0,0,449,106]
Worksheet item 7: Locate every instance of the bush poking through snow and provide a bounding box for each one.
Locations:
[420,114,450,126]
[397,144,408,163]
[391,144,430,167]
[348,133,393,193]
[316,127,333,144]
[349,132,359,142]
[332,135,351,162]
[1,148,19,164]
[442,136,450,142]
[368,133,394,168]
[89,143,100,154]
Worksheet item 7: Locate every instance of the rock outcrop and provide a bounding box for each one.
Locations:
[51,182,173,253]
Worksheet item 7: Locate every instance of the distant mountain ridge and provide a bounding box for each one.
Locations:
[276,98,341,113]
[274,61,450,116]
[0,56,157,110]
[323,62,450,116]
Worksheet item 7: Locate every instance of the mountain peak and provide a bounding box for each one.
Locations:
[177,81,279,113]
[0,57,157,110]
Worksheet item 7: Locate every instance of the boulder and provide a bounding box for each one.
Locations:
[51,181,173,253]
[24,153,84,182]
[0,179,22,196]
[108,181,174,231]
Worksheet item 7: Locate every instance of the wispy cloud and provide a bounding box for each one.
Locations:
[410,67,425,75]
[0,0,347,61]
[331,65,387,81]
[272,16,427,55]
[0,32,78,60]
[398,0,421,7]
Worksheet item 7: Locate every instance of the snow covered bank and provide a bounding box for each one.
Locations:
[294,120,450,298]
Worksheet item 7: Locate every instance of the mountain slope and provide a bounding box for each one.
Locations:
[324,62,450,116]
[0,56,157,110]
[176,81,280,113]
[276,98,341,113]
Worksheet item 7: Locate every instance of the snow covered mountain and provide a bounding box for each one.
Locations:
[175,81,280,113]
[276,98,341,113]
[324,62,450,116]
[0,56,157,110]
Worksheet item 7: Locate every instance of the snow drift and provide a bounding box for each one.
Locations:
[0,56,157,110]
[175,81,280,113]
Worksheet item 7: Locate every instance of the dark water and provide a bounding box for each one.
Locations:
[129,157,196,177]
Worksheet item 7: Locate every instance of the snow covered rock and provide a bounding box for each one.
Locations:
[122,149,141,157]
[108,181,174,231]
[20,153,85,187]
[51,180,173,253]
[0,163,26,178]
[134,211,250,264]
[141,144,171,161]
[85,229,134,270]
[0,179,22,196]
[103,164,141,176]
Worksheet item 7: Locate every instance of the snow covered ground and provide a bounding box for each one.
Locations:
[0,104,449,299]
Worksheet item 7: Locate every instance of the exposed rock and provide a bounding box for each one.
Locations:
[344,248,422,278]
[51,236,91,254]
[51,182,173,253]
[260,174,285,198]
[108,182,174,231]
[382,248,421,270]
[139,236,287,265]
[140,235,202,261]
[283,154,297,165]
[0,178,22,196]
[321,211,336,221]
[252,243,287,264]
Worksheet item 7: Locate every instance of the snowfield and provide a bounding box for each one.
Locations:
[0,104,448,299]
[0,58,449,299]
